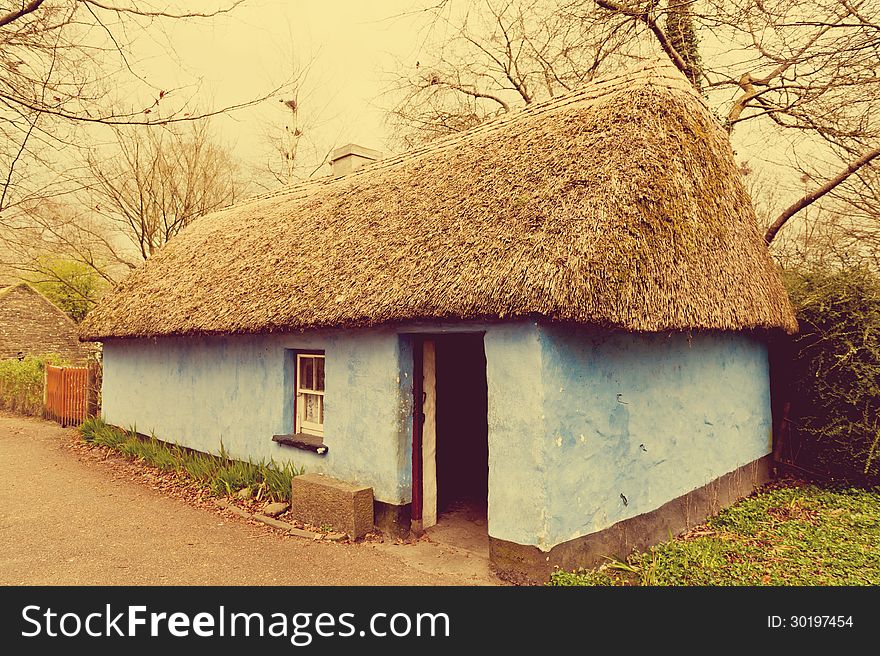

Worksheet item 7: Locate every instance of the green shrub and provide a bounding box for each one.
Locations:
[0,354,65,416]
[80,418,303,501]
[783,265,880,484]
[28,257,108,322]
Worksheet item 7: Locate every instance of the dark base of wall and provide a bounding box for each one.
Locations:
[374,500,411,539]
[490,455,774,585]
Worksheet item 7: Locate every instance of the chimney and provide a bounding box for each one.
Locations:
[329,143,382,176]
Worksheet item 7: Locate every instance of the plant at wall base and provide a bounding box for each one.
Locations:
[79,419,303,502]
[0,354,66,416]
[258,461,304,502]
[550,554,662,586]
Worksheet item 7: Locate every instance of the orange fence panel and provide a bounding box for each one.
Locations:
[44,365,93,427]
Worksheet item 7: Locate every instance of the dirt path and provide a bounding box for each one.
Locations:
[0,414,502,586]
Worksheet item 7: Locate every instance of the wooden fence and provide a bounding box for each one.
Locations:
[44,365,94,427]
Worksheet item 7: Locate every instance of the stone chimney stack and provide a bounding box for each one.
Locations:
[329,143,382,176]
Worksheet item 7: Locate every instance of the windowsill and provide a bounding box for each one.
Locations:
[272,433,328,455]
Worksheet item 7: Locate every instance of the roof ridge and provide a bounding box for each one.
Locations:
[0,281,76,320]
[236,60,693,208]
[0,280,29,300]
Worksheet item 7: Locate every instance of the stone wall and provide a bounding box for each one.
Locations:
[0,283,93,364]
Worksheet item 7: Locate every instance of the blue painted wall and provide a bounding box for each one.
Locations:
[102,329,413,503]
[485,326,771,550]
[102,322,771,549]
[483,323,547,544]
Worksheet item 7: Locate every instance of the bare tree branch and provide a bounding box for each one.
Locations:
[591,0,880,246]
[595,0,691,77]
[385,0,638,148]
[0,0,45,28]
[765,146,880,244]
[81,0,245,20]
[0,0,269,289]
[82,121,244,260]
[0,87,282,127]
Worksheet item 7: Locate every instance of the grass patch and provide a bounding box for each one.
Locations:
[550,483,880,586]
[80,418,303,502]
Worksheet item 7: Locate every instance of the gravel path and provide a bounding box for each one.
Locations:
[0,413,500,586]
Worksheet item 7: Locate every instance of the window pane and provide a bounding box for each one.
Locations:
[315,357,325,391]
[299,356,313,390]
[304,393,322,425]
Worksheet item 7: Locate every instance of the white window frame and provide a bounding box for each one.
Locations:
[295,352,325,437]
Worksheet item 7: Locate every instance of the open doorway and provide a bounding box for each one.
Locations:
[436,334,488,516]
[412,333,489,553]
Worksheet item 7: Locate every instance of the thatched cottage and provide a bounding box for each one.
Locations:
[1,282,92,364]
[80,62,796,581]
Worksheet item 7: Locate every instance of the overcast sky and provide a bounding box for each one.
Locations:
[133,1,423,179]
[113,0,814,203]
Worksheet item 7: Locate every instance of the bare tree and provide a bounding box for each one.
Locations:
[0,1,283,301]
[388,1,879,247]
[590,0,880,244]
[829,167,880,260]
[257,52,330,188]
[84,121,242,262]
[0,1,274,224]
[268,97,306,186]
[776,165,880,269]
[2,119,242,291]
[385,0,646,148]
[1,197,127,289]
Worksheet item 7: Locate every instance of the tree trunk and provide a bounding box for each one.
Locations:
[666,0,702,90]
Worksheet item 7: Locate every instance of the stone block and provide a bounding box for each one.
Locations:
[291,473,374,539]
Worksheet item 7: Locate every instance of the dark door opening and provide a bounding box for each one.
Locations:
[434,333,489,520]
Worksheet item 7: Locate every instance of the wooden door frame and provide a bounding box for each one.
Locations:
[411,336,437,532]
[411,337,424,528]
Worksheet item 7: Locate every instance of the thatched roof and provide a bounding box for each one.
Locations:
[80,61,797,341]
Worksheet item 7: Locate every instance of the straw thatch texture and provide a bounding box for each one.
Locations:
[80,62,797,341]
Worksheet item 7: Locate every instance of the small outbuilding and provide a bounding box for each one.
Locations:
[0,282,92,364]
[80,62,797,581]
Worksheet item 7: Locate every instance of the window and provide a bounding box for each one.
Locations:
[295,352,324,436]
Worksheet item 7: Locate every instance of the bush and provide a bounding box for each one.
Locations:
[28,257,108,322]
[80,418,303,501]
[782,264,880,484]
[0,354,65,416]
